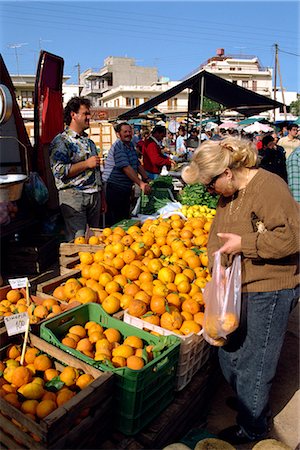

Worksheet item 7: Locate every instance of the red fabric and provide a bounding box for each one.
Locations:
[256,141,263,151]
[142,139,171,174]
[40,87,64,144]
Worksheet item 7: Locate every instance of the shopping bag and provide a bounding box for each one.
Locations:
[202,250,241,346]
[24,172,49,205]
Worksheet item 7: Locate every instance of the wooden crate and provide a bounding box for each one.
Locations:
[0,334,114,449]
[36,270,81,300]
[59,255,80,275]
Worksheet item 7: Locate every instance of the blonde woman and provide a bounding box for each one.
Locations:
[182,137,299,445]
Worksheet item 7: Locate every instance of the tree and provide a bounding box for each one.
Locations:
[202,97,224,115]
[289,95,300,116]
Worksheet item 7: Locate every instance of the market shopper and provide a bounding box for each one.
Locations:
[287,146,300,203]
[50,96,104,241]
[103,122,151,226]
[182,137,299,445]
[258,134,287,182]
[277,123,299,158]
[142,125,174,179]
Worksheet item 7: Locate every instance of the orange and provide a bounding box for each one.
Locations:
[192,291,205,305]
[112,356,127,368]
[74,236,86,244]
[4,393,21,409]
[181,311,194,321]
[204,221,212,233]
[121,234,134,246]
[59,366,79,387]
[6,344,21,360]
[88,330,104,344]
[122,249,137,264]
[152,284,168,297]
[147,259,163,274]
[89,263,105,281]
[193,311,205,326]
[123,283,140,297]
[112,256,125,270]
[24,347,39,365]
[123,336,143,349]
[150,296,166,315]
[180,229,193,240]
[143,314,160,326]
[166,293,181,309]
[52,285,67,302]
[182,268,196,282]
[126,355,144,370]
[182,298,200,315]
[62,336,77,348]
[140,281,154,296]
[94,249,105,262]
[76,374,94,389]
[11,366,32,388]
[6,289,21,304]
[189,284,200,296]
[99,272,113,287]
[105,281,121,295]
[113,226,126,237]
[128,299,148,317]
[101,295,120,314]
[157,267,175,284]
[200,253,209,267]
[44,369,59,382]
[104,328,122,343]
[180,320,201,335]
[139,271,153,283]
[76,338,93,352]
[42,298,58,309]
[160,310,183,330]
[120,294,133,310]
[76,287,98,304]
[150,244,162,257]
[21,399,39,415]
[102,227,113,237]
[122,264,141,281]
[177,280,191,294]
[81,264,91,279]
[160,245,172,257]
[88,235,99,245]
[68,325,86,338]
[79,252,94,265]
[134,290,151,304]
[33,355,52,371]
[194,277,207,289]
[33,305,48,319]
[112,344,134,359]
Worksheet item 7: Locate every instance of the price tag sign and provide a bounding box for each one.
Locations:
[4,312,29,336]
[8,278,31,289]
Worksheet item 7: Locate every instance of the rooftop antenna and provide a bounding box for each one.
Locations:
[7,42,28,75]
[39,38,52,50]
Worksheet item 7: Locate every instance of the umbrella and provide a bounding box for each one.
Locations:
[219,121,238,129]
[238,117,269,126]
[204,121,219,131]
[243,122,274,133]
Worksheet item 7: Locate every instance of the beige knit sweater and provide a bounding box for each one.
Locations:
[208,169,300,292]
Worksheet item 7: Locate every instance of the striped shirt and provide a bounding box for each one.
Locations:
[287,147,300,203]
[50,127,100,192]
[103,139,139,190]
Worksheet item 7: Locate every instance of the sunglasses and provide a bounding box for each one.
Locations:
[205,173,222,190]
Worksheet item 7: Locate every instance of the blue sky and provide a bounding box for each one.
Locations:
[0,0,299,91]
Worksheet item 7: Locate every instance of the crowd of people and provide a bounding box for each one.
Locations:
[48,96,299,239]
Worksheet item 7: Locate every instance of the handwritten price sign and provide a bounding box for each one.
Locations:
[4,312,29,336]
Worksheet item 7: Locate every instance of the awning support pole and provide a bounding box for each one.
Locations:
[199,75,205,130]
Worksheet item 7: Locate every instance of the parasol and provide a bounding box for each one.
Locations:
[243,122,274,133]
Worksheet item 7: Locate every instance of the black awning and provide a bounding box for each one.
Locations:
[118,70,282,120]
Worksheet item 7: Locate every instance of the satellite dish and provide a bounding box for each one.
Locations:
[0,84,13,125]
[168,120,180,134]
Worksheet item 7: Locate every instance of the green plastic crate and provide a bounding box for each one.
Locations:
[39,303,180,435]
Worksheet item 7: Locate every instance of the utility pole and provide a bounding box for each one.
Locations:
[7,43,28,75]
[273,44,278,122]
[277,51,287,121]
[75,63,81,93]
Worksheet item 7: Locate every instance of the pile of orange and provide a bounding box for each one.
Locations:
[0,343,95,439]
[61,321,152,371]
[50,215,213,335]
[0,289,69,325]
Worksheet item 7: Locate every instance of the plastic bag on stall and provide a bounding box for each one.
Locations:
[24,172,49,205]
[202,250,241,346]
[157,201,185,219]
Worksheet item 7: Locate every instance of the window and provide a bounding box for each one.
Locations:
[242,80,248,88]
[136,98,140,106]
[114,99,120,107]
[252,80,257,91]
[230,67,235,71]
[232,80,237,85]
[21,91,34,107]
[144,98,149,102]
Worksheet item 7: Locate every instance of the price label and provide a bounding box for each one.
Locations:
[8,278,31,289]
[4,312,29,336]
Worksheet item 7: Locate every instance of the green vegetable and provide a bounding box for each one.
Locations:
[179,183,219,208]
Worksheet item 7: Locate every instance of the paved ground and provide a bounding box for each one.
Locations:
[204,302,299,450]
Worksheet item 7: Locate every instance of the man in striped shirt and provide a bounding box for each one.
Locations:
[103,122,151,225]
[287,146,300,203]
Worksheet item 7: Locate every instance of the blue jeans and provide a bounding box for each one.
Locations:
[219,287,299,439]
[146,171,159,180]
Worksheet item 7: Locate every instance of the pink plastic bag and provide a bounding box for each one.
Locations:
[203,250,241,346]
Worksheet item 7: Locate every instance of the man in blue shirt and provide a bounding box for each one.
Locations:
[103,122,151,225]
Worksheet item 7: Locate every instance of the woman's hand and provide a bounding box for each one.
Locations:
[217,233,242,255]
